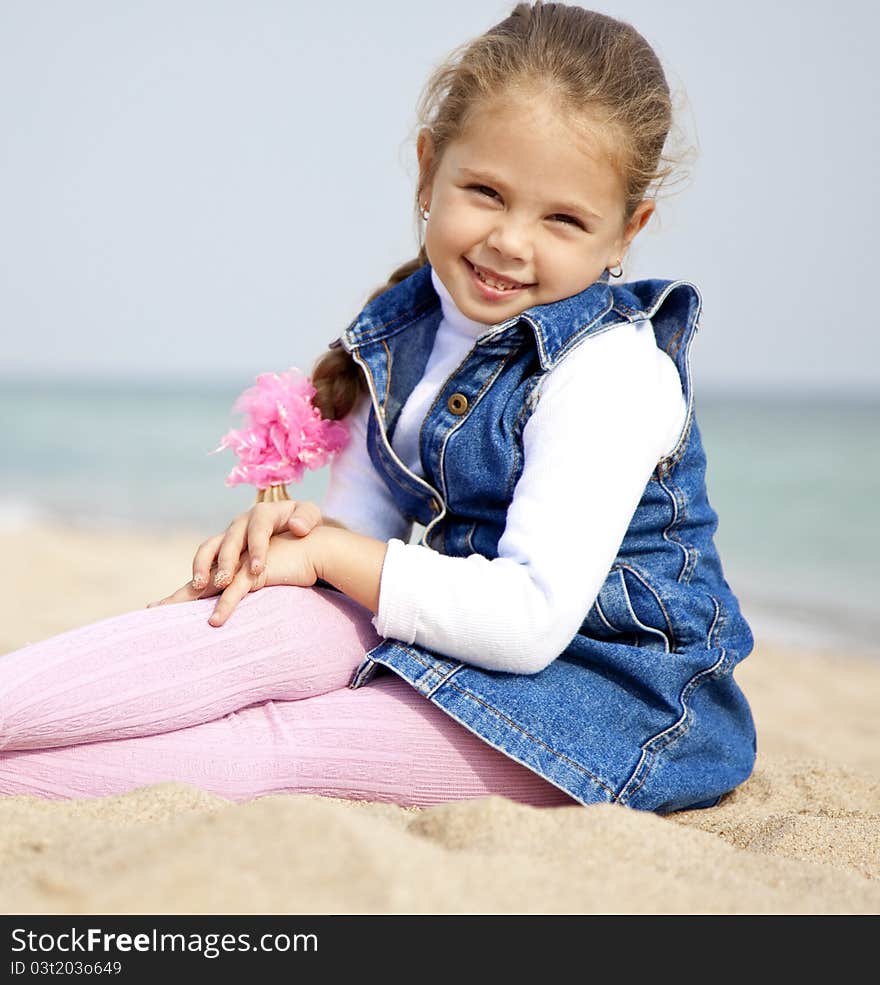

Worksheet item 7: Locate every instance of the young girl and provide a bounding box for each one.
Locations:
[0,2,755,813]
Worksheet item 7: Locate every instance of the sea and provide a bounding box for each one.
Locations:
[2,378,878,658]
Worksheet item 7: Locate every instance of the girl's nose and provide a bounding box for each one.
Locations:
[485,215,532,264]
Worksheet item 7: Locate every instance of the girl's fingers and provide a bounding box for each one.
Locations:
[208,566,253,627]
[246,501,301,575]
[148,578,219,608]
[286,500,322,538]
[213,514,252,588]
[147,586,191,607]
[191,533,225,590]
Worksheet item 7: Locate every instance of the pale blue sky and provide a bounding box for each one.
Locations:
[1,0,877,392]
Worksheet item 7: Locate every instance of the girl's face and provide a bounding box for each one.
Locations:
[417,94,654,324]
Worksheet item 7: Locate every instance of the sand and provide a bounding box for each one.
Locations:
[1,521,878,915]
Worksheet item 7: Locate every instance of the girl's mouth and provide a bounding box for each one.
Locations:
[464,259,533,300]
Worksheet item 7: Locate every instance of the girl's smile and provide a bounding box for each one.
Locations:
[464,257,534,302]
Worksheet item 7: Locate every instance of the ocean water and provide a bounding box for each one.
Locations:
[695,393,879,657]
[2,378,878,657]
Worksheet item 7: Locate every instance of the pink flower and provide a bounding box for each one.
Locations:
[211,369,349,489]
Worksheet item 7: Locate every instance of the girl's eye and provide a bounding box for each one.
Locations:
[469,184,499,199]
[467,187,585,230]
[550,213,585,229]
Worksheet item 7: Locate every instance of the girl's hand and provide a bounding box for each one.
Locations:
[191,499,323,592]
[148,531,320,627]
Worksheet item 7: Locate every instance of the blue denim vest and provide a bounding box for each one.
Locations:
[338,262,756,813]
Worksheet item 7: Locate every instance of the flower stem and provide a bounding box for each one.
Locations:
[255,483,291,504]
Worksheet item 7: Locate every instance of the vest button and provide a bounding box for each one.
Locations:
[447,392,469,415]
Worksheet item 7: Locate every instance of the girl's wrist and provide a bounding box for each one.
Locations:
[306,524,388,614]
[305,524,334,583]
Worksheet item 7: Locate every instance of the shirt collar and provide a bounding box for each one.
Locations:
[344,262,617,370]
[430,266,495,339]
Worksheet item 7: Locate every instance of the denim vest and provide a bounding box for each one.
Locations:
[338,262,756,813]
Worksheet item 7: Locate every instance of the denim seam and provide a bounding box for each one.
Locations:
[615,563,678,651]
[387,645,460,693]
[425,662,466,698]
[656,285,701,474]
[657,474,697,583]
[441,678,618,800]
[660,414,694,475]
[657,302,701,472]
[348,656,376,689]
[380,339,391,417]
[548,312,626,368]
[707,593,728,650]
[507,374,544,498]
[426,664,465,698]
[417,343,480,484]
[633,649,730,761]
[437,351,518,506]
[616,567,672,653]
[611,302,643,319]
[374,436,432,501]
[706,595,721,648]
[351,298,438,345]
[513,372,545,430]
[520,297,614,369]
[375,645,463,701]
[357,352,445,511]
[505,427,524,501]
[594,597,621,634]
[616,648,731,805]
[645,280,702,321]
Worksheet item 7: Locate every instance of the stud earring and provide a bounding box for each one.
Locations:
[607,258,623,278]
[420,201,430,221]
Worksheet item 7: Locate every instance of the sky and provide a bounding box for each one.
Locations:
[1,0,877,393]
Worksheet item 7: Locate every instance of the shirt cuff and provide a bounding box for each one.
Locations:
[371,537,428,643]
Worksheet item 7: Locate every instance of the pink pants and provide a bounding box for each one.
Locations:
[0,586,576,808]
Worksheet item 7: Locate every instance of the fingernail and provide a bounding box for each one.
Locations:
[192,574,206,590]
[214,570,230,587]
[208,613,222,626]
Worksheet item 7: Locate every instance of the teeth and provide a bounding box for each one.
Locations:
[473,265,522,291]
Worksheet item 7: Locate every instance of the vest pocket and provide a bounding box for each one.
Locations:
[584,566,676,653]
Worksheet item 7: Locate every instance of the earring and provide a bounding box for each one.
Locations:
[607,258,623,278]
[420,201,430,220]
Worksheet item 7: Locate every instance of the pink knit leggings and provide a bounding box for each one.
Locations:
[0,586,577,808]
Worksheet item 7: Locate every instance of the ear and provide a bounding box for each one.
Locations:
[615,200,655,262]
[416,127,436,204]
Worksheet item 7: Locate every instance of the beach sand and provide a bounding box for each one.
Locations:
[1,521,878,914]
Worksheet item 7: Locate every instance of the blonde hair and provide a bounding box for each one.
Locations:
[312,1,689,420]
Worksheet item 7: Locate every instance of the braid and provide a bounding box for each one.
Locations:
[310,245,429,421]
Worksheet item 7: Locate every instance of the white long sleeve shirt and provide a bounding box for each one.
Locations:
[322,267,687,674]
